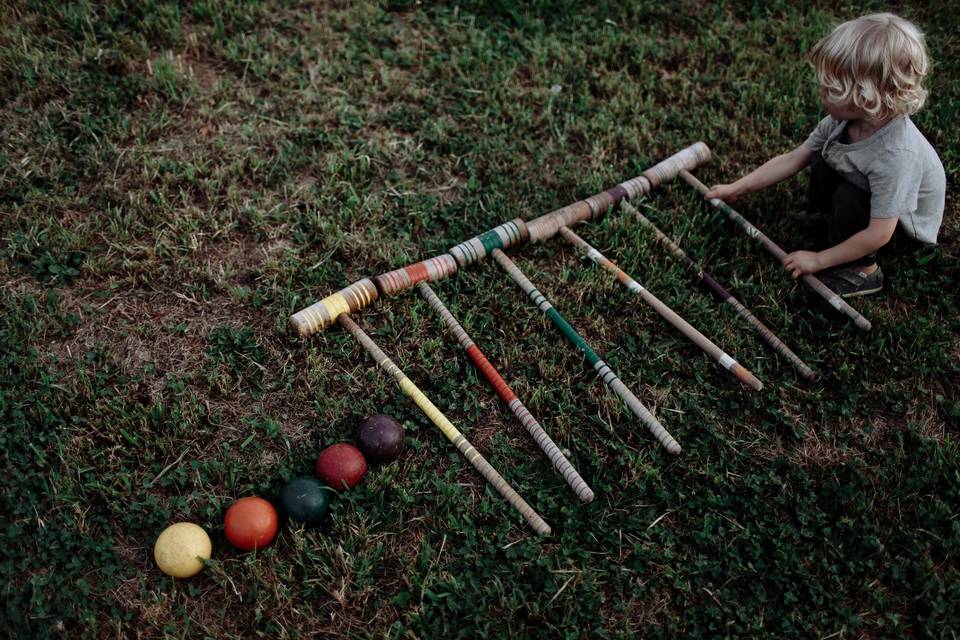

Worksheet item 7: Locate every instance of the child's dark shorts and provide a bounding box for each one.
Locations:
[806,154,921,267]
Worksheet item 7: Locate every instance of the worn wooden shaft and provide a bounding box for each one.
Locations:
[558,225,763,391]
[624,201,815,380]
[680,170,872,332]
[491,248,681,455]
[416,282,595,503]
[525,142,712,242]
[337,314,551,535]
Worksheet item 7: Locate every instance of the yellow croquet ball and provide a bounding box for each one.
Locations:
[153,522,212,578]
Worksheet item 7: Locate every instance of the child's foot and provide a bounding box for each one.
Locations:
[818,265,884,298]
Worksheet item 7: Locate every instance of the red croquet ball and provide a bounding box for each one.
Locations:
[224,496,279,551]
[315,443,367,492]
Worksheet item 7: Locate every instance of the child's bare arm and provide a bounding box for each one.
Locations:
[782,217,899,276]
[706,145,815,202]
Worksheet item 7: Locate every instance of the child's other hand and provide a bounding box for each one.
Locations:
[782,251,823,278]
[704,184,739,202]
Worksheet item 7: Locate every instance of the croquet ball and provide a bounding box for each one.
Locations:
[224,496,279,551]
[278,477,332,527]
[356,414,405,464]
[315,443,367,491]
[154,522,212,578]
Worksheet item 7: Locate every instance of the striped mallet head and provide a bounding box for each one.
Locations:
[373,253,459,296]
[290,278,378,337]
[526,142,713,243]
[640,141,712,189]
[449,218,529,268]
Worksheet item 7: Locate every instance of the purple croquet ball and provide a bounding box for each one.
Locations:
[355,414,405,464]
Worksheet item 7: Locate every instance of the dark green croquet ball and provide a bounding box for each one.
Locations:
[356,414,405,464]
[278,477,331,527]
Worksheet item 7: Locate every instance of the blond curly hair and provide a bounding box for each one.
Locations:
[809,13,930,119]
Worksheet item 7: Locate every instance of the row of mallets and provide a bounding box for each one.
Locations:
[290,143,871,535]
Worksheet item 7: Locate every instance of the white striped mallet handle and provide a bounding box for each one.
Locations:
[337,313,552,536]
[680,170,871,331]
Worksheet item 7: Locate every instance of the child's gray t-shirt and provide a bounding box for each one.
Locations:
[803,115,945,244]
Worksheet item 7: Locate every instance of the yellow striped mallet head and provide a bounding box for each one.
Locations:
[290,278,378,337]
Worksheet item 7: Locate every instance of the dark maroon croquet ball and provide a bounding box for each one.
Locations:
[315,443,367,491]
[355,414,405,464]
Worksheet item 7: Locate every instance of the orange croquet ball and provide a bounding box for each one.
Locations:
[315,443,367,491]
[223,496,279,551]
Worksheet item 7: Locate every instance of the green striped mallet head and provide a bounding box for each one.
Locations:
[449,218,530,268]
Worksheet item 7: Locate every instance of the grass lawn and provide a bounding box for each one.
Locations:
[2,1,958,637]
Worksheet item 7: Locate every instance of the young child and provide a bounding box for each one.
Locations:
[706,13,946,297]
